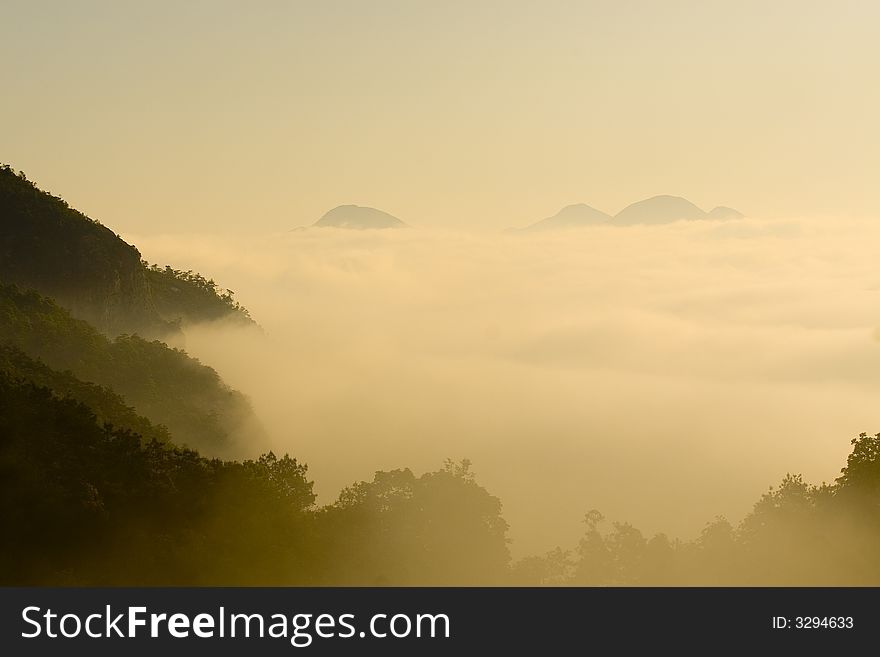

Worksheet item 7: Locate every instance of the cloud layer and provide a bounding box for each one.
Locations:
[130,216,880,556]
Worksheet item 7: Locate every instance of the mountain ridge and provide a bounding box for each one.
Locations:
[517,195,744,231]
[519,203,612,232]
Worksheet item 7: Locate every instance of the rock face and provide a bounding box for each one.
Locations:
[0,166,165,336]
[0,166,251,338]
[314,205,407,229]
[521,203,612,231]
[614,195,708,225]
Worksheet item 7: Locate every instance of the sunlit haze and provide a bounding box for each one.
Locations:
[2,1,879,233]
[3,1,880,584]
[131,217,880,555]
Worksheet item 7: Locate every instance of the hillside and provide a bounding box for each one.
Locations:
[0,284,263,456]
[0,343,172,445]
[0,165,252,336]
[5,364,880,586]
[0,374,510,586]
[0,375,316,585]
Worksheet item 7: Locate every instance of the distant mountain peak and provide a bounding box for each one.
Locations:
[313,205,407,230]
[515,195,743,233]
[707,206,745,220]
[614,195,707,225]
[520,203,611,231]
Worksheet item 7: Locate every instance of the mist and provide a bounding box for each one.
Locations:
[129,216,880,557]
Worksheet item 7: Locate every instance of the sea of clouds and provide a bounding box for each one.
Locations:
[129,215,880,556]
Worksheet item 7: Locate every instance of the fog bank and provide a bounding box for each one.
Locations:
[130,216,880,556]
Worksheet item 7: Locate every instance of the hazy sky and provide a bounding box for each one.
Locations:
[2,1,879,232]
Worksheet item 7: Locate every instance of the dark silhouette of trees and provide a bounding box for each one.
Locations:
[144,263,253,326]
[0,373,513,585]
[513,435,880,586]
[0,374,314,585]
[311,460,510,585]
[5,345,880,586]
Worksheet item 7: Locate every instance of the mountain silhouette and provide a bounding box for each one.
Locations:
[520,203,612,232]
[614,195,708,225]
[517,195,743,232]
[314,205,407,229]
[707,206,745,220]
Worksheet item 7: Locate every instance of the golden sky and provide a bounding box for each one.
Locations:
[2,1,879,232]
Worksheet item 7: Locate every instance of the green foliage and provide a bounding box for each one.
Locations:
[0,374,511,585]
[313,459,510,585]
[0,375,314,585]
[0,284,261,455]
[144,263,253,326]
[4,345,880,586]
[0,343,171,445]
